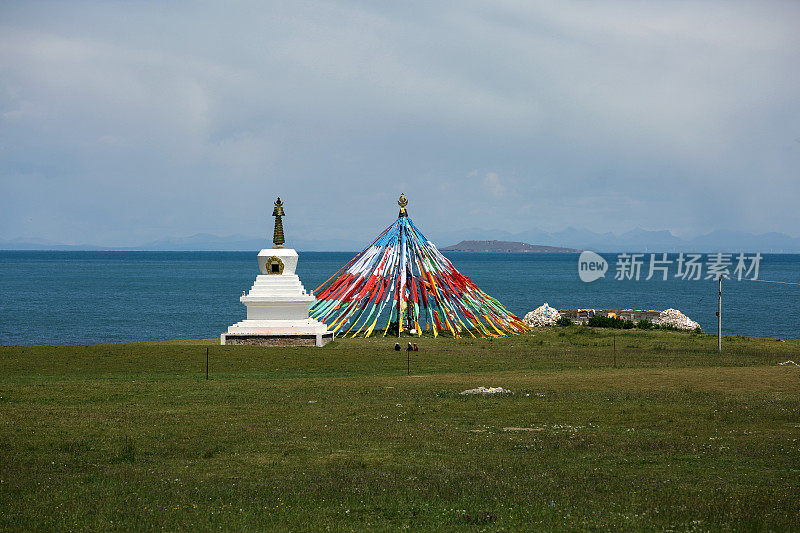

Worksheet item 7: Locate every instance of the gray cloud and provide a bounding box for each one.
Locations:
[1,0,798,246]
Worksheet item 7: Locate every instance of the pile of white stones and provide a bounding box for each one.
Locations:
[460,386,512,395]
[654,308,700,331]
[523,303,561,327]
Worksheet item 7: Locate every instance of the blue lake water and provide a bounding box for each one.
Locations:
[0,251,798,345]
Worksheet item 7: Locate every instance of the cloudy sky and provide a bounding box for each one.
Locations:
[1,1,798,246]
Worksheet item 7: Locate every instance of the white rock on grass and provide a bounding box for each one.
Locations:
[654,308,700,330]
[460,386,512,395]
[523,303,561,327]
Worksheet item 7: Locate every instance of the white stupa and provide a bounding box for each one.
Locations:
[220,198,334,347]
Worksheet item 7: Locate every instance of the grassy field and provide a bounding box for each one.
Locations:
[1,328,799,531]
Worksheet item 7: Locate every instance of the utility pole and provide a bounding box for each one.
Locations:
[717,276,722,353]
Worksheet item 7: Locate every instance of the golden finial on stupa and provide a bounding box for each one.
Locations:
[272,197,285,248]
[398,193,408,218]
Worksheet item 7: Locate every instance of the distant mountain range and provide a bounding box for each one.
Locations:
[426,227,800,254]
[441,240,581,253]
[2,227,799,252]
[0,234,362,252]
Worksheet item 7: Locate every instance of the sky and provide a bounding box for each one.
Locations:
[1,1,799,246]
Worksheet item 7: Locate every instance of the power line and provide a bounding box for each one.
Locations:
[747,279,800,286]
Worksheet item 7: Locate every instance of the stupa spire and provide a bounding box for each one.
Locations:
[397,193,408,218]
[272,197,285,248]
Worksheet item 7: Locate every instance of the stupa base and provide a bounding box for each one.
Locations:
[220,332,334,347]
[221,319,334,347]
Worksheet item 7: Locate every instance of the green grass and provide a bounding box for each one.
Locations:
[1,328,798,531]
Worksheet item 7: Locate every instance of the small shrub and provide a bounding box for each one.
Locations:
[586,316,615,328]
[636,320,654,330]
[586,316,635,329]
[556,316,573,327]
